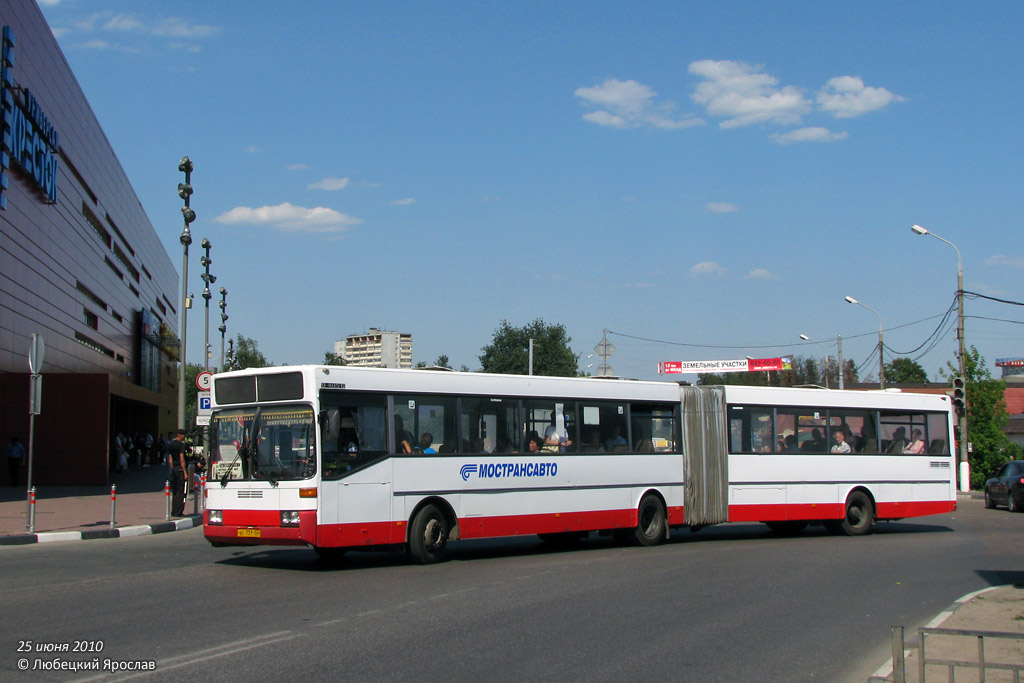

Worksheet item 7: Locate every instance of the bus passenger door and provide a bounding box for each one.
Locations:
[680,386,730,525]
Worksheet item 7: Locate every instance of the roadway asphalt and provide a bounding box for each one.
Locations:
[0,469,1020,681]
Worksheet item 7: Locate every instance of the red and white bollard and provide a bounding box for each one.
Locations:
[109,484,117,529]
[27,486,36,533]
[164,480,171,521]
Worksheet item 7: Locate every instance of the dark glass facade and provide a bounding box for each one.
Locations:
[1,0,179,485]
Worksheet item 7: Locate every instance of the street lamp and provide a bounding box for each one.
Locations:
[845,296,884,389]
[799,334,831,388]
[177,157,195,430]
[218,287,228,372]
[912,223,969,492]
[200,239,216,373]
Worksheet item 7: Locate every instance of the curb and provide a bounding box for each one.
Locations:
[868,585,1005,681]
[0,514,203,546]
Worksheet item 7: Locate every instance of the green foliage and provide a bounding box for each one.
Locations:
[323,351,346,366]
[234,334,271,370]
[479,319,580,377]
[942,346,1012,488]
[884,357,928,384]
[434,354,451,369]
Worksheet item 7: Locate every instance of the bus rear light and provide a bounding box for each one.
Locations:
[281,511,301,527]
[208,510,223,525]
[299,488,317,498]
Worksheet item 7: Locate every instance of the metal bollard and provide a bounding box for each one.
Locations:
[164,480,171,521]
[199,474,206,513]
[109,484,117,529]
[27,486,36,533]
[891,625,904,683]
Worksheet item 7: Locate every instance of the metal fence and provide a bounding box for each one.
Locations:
[878,625,1024,683]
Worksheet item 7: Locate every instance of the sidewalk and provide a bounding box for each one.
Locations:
[870,584,1024,682]
[0,465,201,544]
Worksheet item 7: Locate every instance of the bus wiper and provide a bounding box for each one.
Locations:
[220,407,261,487]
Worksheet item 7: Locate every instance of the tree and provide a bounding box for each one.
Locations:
[884,357,928,384]
[434,354,451,369]
[323,351,346,366]
[479,319,579,377]
[234,334,271,370]
[942,346,1012,488]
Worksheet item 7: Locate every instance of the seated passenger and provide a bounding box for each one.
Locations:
[886,427,908,454]
[527,435,544,453]
[604,425,627,452]
[419,433,437,454]
[903,429,926,454]
[395,416,414,454]
[784,434,799,452]
[542,426,562,453]
[830,429,852,454]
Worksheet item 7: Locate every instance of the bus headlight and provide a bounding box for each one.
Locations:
[281,511,301,527]
[208,510,223,525]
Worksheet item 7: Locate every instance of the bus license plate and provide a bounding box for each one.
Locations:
[237,528,261,538]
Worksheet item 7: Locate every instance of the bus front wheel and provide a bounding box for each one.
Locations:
[408,504,450,564]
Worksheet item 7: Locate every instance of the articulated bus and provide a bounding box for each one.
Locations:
[203,365,956,563]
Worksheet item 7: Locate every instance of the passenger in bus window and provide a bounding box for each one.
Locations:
[395,415,414,454]
[419,433,437,454]
[903,429,926,454]
[886,427,908,453]
[831,429,852,454]
[492,435,514,453]
[527,435,543,453]
[784,434,799,452]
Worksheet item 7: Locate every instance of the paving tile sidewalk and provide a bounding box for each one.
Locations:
[0,465,201,543]
[871,584,1024,682]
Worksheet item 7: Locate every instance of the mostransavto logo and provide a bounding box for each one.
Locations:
[461,462,558,481]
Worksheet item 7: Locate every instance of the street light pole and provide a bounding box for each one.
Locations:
[218,288,228,372]
[799,334,831,388]
[177,157,196,431]
[845,296,884,389]
[200,239,215,373]
[912,224,969,492]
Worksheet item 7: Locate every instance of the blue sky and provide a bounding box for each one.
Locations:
[39,1,1024,382]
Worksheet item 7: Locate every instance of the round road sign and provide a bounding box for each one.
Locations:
[196,371,213,391]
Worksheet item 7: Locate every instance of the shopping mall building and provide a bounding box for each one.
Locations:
[1,1,179,485]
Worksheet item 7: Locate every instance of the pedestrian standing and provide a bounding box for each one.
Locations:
[6,436,26,487]
[167,429,188,516]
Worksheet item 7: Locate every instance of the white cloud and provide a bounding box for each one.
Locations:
[78,39,111,50]
[215,203,363,233]
[817,76,905,118]
[307,177,350,191]
[243,146,259,153]
[983,254,1024,269]
[62,11,220,41]
[390,198,416,205]
[102,15,143,32]
[575,79,702,130]
[771,127,849,145]
[689,60,811,129]
[745,268,778,280]
[690,261,725,276]
[286,164,309,171]
[705,202,739,213]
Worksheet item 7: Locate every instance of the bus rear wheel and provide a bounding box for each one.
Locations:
[408,504,450,564]
[632,494,666,547]
[828,491,874,536]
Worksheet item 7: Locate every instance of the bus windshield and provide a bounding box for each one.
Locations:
[210,405,316,482]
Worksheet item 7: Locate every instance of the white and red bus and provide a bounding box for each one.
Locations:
[203,365,956,563]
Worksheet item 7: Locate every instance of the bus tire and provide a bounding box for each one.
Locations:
[632,494,666,547]
[314,546,347,562]
[408,504,449,564]
[837,491,874,536]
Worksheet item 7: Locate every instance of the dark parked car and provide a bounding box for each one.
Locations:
[984,461,1024,512]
